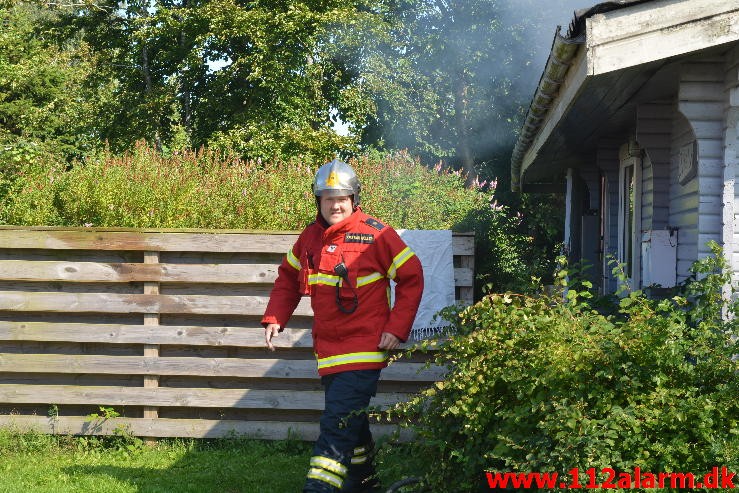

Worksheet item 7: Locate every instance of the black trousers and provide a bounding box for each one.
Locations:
[304,369,381,492]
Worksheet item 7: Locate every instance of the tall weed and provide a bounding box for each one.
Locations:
[0,143,484,231]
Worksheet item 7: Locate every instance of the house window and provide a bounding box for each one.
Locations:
[618,142,642,289]
[622,164,634,275]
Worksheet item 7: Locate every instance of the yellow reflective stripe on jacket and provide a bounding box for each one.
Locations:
[309,456,348,477]
[387,247,415,280]
[357,272,383,287]
[306,272,382,288]
[316,351,388,370]
[286,249,300,270]
[308,273,342,286]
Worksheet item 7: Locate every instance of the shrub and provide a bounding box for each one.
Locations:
[0,143,486,231]
[390,243,739,492]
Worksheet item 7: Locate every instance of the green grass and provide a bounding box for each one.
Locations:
[0,429,418,492]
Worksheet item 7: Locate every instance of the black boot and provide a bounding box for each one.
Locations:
[304,454,348,492]
[340,443,381,493]
[340,474,380,493]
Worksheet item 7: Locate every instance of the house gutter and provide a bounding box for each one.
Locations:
[509,0,655,192]
[510,29,581,192]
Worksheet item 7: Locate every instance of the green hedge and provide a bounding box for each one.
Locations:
[0,143,485,231]
[0,142,560,293]
[390,243,739,492]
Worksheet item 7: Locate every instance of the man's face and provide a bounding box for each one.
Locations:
[320,195,353,225]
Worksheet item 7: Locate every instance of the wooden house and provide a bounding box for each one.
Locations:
[511,0,739,293]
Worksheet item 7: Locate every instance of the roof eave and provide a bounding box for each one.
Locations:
[510,31,583,192]
[511,0,739,192]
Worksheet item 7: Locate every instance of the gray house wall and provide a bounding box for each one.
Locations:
[565,49,739,295]
[637,102,672,233]
[672,59,726,281]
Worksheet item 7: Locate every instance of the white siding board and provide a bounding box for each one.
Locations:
[670,210,698,225]
[727,45,739,277]
[698,214,723,235]
[645,148,672,163]
[587,6,739,75]
[693,121,726,139]
[677,259,695,276]
[698,158,728,178]
[699,195,725,209]
[679,82,726,101]
[682,62,727,82]
[696,138,725,157]
[589,0,739,44]
[638,119,676,133]
[679,102,724,119]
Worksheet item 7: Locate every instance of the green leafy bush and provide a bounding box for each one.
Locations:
[391,243,739,492]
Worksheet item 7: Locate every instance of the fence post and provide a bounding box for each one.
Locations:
[143,250,160,442]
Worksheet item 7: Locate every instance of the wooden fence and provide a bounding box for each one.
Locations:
[0,227,474,440]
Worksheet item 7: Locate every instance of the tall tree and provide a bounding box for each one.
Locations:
[50,0,397,160]
[347,0,573,182]
[0,2,98,161]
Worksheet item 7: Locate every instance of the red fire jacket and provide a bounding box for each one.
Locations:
[261,208,424,376]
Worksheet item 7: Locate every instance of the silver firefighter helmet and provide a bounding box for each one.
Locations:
[312,159,361,208]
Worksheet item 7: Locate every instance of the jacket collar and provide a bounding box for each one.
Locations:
[317,207,365,239]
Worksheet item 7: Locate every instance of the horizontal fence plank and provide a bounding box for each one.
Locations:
[452,234,474,256]
[0,260,279,284]
[0,230,297,253]
[0,353,445,381]
[0,384,407,410]
[0,322,437,350]
[0,322,312,347]
[0,292,313,316]
[0,260,469,288]
[0,227,472,253]
[0,415,412,441]
[453,267,473,287]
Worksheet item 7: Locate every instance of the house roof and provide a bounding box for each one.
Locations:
[510,0,739,192]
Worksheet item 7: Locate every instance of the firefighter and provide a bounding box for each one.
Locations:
[262,159,424,493]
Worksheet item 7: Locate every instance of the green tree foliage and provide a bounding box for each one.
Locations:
[1,0,572,291]
[344,1,571,177]
[391,244,739,492]
[48,0,399,160]
[0,3,98,162]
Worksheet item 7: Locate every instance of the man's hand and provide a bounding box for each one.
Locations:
[378,332,401,350]
[265,323,281,351]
